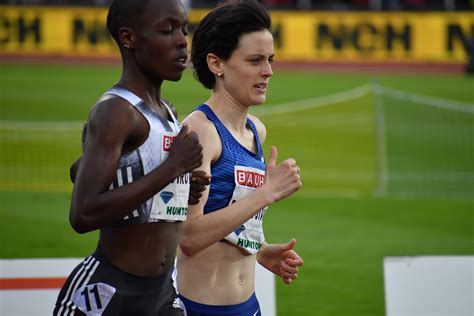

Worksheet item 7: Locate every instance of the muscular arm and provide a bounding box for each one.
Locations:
[70,98,202,233]
[179,112,301,256]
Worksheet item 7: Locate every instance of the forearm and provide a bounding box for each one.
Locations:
[256,242,269,264]
[179,187,273,256]
[70,159,181,233]
[257,242,279,275]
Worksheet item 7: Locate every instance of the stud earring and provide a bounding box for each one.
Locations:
[124,44,131,49]
[217,72,222,77]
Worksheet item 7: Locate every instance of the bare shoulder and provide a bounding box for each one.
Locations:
[248,113,267,144]
[91,93,135,114]
[183,110,221,162]
[86,95,142,141]
[90,95,138,122]
[183,111,215,136]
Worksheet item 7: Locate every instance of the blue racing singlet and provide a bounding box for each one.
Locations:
[196,104,267,254]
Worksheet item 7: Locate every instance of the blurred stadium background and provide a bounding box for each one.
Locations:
[0,1,473,315]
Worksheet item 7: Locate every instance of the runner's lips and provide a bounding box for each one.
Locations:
[176,55,187,64]
[254,82,267,89]
[175,56,187,70]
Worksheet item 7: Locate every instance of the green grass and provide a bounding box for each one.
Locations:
[0,125,81,192]
[2,63,472,121]
[261,92,377,197]
[266,197,473,316]
[0,62,473,315]
[383,97,474,198]
[0,191,98,258]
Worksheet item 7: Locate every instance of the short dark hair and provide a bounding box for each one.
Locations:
[191,0,272,89]
[106,0,150,44]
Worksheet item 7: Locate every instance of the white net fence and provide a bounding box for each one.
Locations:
[1,85,473,198]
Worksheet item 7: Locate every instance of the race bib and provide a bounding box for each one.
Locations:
[150,173,190,221]
[225,166,267,254]
[149,131,190,222]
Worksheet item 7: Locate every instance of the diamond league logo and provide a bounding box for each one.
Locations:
[234,225,246,236]
[160,191,174,204]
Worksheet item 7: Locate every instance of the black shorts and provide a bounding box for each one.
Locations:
[53,245,184,316]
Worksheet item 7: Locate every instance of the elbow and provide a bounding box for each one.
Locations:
[69,214,90,234]
[69,205,96,234]
[69,159,80,183]
[179,235,202,257]
[69,167,76,184]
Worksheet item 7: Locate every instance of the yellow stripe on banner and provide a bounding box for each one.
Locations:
[0,6,117,56]
[0,6,472,63]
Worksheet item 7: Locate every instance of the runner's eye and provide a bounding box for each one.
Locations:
[249,57,262,64]
[182,26,189,36]
[159,26,173,34]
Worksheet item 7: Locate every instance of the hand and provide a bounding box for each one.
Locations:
[188,170,211,205]
[263,146,302,203]
[167,124,203,175]
[257,239,304,284]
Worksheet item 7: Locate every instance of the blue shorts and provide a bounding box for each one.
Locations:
[179,292,261,316]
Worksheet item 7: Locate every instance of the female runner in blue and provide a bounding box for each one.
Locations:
[177,1,304,315]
